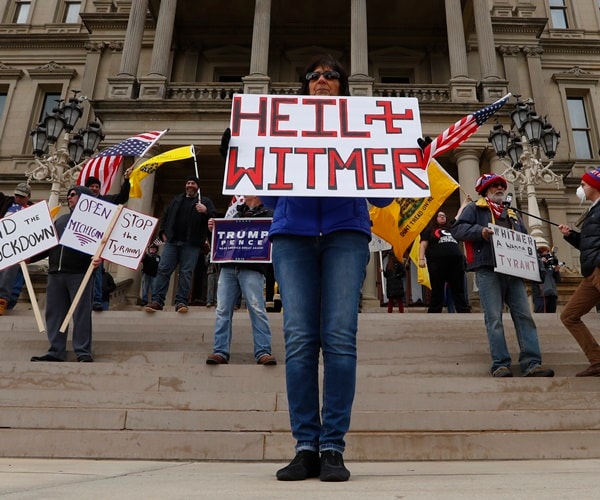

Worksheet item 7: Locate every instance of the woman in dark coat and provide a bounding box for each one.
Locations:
[384,251,406,313]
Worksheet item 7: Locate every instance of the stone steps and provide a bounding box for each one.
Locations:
[0,307,599,460]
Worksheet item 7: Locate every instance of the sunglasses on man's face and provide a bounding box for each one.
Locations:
[67,192,78,198]
[489,183,505,189]
[306,71,340,81]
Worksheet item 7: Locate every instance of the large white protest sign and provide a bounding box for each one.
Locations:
[490,223,540,282]
[223,94,428,198]
[101,208,158,269]
[59,194,118,255]
[0,201,58,271]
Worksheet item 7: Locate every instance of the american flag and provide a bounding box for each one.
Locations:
[422,93,511,168]
[77,130,168,195]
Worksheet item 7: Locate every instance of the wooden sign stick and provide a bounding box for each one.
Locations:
[59,205,124,334]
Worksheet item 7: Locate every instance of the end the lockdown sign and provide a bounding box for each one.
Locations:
[0,201,58,271]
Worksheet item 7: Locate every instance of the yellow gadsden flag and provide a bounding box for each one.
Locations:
[409,235,431,289]
[369,159,459,261]
[129,145,195,198]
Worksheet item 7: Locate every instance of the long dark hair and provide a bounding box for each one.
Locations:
[299,54,350,96]
[427,211,451,231]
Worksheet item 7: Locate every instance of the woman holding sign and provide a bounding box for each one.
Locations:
[257,55,392,481]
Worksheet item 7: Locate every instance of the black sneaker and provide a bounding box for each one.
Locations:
[30,354,64,362]
[276,451,320,481]
[319,450,350,482]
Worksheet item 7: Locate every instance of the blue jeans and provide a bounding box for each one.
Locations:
[140,273,155,305]
[212,266,272,360]
[152,242,201,306]
[475,269,543,374]
[272,231,370,454]
[93,261,104,306]
[206,272,218,305]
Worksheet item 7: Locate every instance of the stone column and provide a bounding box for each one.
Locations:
[81,42,106,123]
[523,46,547,116]
[445,0,477,102]
[243,0,272,95]
[455,149,482,200]
[107,0,148,99]
[498,45,522,96]
[139,0,177,99]
[473,0,497,80]
[473,0,509,101]
[349,0,373,96]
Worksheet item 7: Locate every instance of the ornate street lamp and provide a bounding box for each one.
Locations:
[27,91,104,208]
[488,96,562,247]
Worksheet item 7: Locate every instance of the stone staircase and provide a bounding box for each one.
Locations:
[1,305,600,461]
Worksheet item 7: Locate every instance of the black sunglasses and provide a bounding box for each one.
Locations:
[305,71,340,81]
[489,182,504,189]
[67,192,78,198]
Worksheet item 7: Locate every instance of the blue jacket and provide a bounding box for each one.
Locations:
[261,196,392,239]
[451,197,528,271]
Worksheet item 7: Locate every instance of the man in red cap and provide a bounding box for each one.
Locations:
[452,173,554,378]
[559,167,600,376]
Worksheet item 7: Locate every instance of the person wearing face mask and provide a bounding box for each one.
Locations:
[558,168,600,376]
[451,173,554,378]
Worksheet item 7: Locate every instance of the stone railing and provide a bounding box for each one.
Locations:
[372,84,451,102]
[167,83,243,100]
[166,82,451,103]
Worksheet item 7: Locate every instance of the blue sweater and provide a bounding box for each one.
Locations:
[262,196,392,240]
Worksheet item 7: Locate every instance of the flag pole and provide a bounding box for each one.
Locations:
[191,144,199,178]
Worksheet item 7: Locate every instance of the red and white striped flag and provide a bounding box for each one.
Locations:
[422,93,511,168]
[77,130,168,195]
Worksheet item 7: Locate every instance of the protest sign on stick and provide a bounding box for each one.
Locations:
[223,94,428,198]
[59,194,118,255]
[490,223,541,282]
[101,207,158,269]
[0,201,58,333]
[0,201,58,270]
[210,218,272,263]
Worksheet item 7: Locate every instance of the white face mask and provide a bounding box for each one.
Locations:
[576,185,587,203]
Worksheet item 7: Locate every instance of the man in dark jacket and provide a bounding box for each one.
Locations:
[31,185,100,362]
[452,173,554,378]
[206,196,276,365]
[559,167,600,376]
[0,182,34,315]
[145,177,216,313]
